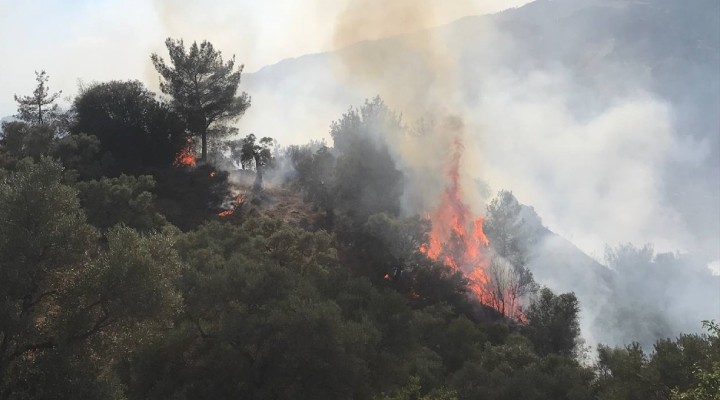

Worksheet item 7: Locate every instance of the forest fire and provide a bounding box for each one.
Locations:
[173,137,197,167]
[420,137,520,319]
[217,194,247,217]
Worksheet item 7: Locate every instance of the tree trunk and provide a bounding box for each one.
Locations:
[253,154,263,192]
[201,129,208,161]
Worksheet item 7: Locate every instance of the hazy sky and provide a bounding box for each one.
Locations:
[0,0,532,117]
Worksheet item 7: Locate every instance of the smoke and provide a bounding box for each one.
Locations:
[327,1,706,258]
[315,0,719,347]
[472,71,699,258]
[330,0,498,216]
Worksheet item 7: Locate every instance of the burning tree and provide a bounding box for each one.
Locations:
[151,38,251,161]
[485,254,537,321]
[420,137,536,321]
[173,137,197,167]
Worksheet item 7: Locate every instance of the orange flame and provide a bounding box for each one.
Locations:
[420,137,522,320]
[217,194,246,218]
[173,137,196,167]
[217,209,234,217]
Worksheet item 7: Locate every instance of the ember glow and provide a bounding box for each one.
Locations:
[420,137,522,320]
[173,137,197,167]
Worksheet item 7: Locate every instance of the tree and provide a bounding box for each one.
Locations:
[151,164,230,231]
[124,219,375,399]
[72,80,187,175]
[330,97,404,222]
[0,158,99,394]
[235,133,274,191]
[0,121,55,160]
[51,133,104,180]
[76,174,168,232]
[672,363,720,400]
[448,335,595,400]
[671,321,720,400]
[484,190,533,268]
[523,288,581,357]
[365,213,430,280]
[375,376,458,400]
[594,320,720,400]
[0,158,182,398]
[151,38,251,161]
[485,254,538,321]
[289,144,337,226]
[483,190,539,320]
[595,342,655,399]
[14,70,62,126]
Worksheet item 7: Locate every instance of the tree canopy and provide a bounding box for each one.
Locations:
[72,80,187,174]
[151,38,251,161]
[13,70,62,126]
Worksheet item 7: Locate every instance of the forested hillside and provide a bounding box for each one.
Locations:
[0,34,718,399]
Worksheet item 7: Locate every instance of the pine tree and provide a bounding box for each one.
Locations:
[13,70,62,125]
[151,38,251,161]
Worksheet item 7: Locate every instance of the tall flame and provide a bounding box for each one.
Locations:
[420,137,522,320]
[173,137,197,167]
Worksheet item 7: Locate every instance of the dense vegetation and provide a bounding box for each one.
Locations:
[0,40,718,400]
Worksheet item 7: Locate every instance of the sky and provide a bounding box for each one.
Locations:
[0,0,532,117]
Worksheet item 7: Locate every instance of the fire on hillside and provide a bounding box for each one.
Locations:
[420,137,524,321]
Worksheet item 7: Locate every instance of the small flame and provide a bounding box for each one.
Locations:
[173,137,196,167]
[217,194,247,218]
[217,209,234,217]
[210,171,217,177]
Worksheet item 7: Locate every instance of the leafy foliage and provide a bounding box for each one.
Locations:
[76,174,167,232]
[72,80,186,174]
[595,321,720,400]
[331,97,404,222]
[0,159,181,399]
[227,133,275,190]
[151,38,251,160]
[288,143,338,225]
[524,288,581,357]
[13,71,62,126]
[0,121,54,161]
